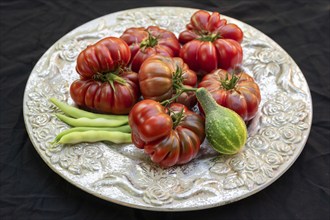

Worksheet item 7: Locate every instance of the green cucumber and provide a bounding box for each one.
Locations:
[196,88,247,154]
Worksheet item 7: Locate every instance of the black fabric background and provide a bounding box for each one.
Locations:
[0,0,329,219]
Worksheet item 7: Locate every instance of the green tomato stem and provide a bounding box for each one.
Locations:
[140,32,158,49]
[161,64,197,106]
[220,73,241,90]
[170,108,185,129]
[93,71,127,92]
[160,86,197,106]
[198,33,220,42]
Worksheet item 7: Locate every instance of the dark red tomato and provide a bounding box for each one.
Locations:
[70,69,140,114]
[75,37,131,78]
[179,10,243,76]
[120,26,181,72]
[129,100,205,167]
[71,36,139,114]
[198,69,261,121]
[139,55,197,108]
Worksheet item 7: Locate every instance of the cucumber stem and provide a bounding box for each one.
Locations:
[196,88,221,114]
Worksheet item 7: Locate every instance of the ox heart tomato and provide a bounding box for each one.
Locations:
[70,37,140,114]
[120,26,180,72]
[179,10,243,76]
[198,69,261,121]
[138,55,198,109]
[129,100,205,167]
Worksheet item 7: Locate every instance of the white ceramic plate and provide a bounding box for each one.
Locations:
[23,7,312,211]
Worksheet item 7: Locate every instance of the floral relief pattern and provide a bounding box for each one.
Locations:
[23,8,312,209]
[46,144,104,175]
[93,162,220,206]
[242,34,307,95]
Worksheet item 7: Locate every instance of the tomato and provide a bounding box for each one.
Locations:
[129,100,205,167]
[139,55,198,108]
[120,26,180,72]
[71,37,140,114]
[75,37,131,78]
[198,69,261,121]
[70,69,140,114]
[179,10,243,76]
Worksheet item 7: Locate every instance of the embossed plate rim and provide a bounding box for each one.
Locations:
[23,6,313,211]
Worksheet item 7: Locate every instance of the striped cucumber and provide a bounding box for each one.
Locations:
[196,88,247,154]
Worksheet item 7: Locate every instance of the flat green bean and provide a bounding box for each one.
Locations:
[56,113,128,127]
[57,130,132,144]
[53,125,131,143]
[49,98,128,121]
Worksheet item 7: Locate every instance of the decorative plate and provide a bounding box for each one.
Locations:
[23,7,312,211]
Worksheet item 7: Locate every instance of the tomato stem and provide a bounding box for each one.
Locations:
[170,108,185,129]
[198,33,220,42]
[93,70,127,92]
[172,66,184,90]
[108,73,126,85]
[160,86,197,106]
[140,32,158,49]
[220,73,241,90]
[160,65,198,106]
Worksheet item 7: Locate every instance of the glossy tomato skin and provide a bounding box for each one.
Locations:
[129,100,173,147]
[198,69,261,121]
[129,101,205,167]
[70,70,140,115]
[179,10,243,75]
[75,37,131,78]
[139,55,198,108]
[72,37,140,114]
[120,26,180,72]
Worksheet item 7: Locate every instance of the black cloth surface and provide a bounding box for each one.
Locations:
[0,0,329,219]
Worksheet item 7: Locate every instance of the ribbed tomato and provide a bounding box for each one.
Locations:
[138,55,197,108]
[198,69,261,121]
[70,69,140,114]
[179,10,243,76]
[129,100,205,167]
[120,26,180,72]
[70,37,140,114]
[75,37,131,78]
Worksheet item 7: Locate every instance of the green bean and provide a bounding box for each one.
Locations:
[53,125,131,143]
[49,98,128,121]
[57,130,132,145]
[56,113,128,127]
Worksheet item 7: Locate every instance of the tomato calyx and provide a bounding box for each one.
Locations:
[160,66,197,106]
[172,66,184,90]
[93,70,127,91]
[198,33,220,42]
[220,73,241,90]
[169,108,185,129]
[140,32,159,50]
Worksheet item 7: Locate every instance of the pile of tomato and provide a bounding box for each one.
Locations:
[69,10,261,167]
